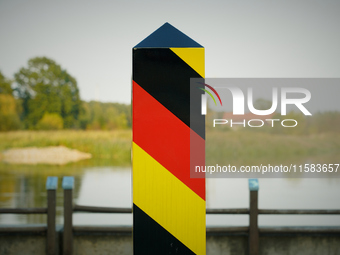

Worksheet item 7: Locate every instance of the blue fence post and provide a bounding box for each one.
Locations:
[249,178,259,255]
[46,176,58,255]
[62,176,74,255]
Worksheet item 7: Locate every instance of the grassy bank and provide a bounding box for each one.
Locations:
[206,131,340,166]
[0,130,339,167]
[0,130,132,166]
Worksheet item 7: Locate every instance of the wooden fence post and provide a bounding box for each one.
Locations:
[249,178,259,255]
[46,176,58,255]
[62,176,74,255]
[132,22,206,254]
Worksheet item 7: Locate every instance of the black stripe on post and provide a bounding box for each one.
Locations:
[133,48,204,139]
[133,204,195,255]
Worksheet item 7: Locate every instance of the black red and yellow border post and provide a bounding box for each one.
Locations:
[132,23,206,254]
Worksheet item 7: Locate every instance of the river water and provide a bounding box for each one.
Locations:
[0,166,340,227]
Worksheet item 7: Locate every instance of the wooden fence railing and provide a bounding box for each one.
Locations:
[0,176,58,255]
[65,177,340,255]
[1,176,340,255]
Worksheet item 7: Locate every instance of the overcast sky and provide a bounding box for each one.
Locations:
[1,0,339,104]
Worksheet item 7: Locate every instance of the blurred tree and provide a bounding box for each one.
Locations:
[0,94,21,131]
[253,98,274,111]
[14,57,81,129]
[0,71,21,131]
[0,70,13,94]
[80,101,131,130]
[105,106,128,129]
[78,101,92,129]
[36,112,63,130]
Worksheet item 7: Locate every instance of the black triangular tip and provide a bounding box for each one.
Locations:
[134,22,203,48]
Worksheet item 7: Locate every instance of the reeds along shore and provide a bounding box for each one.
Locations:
[0,130,132,166]
[0,130,339,168]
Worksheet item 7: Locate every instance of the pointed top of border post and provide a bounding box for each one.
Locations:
[134,22,203,48]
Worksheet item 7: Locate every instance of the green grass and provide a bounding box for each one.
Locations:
[0,130,132,166]
[0,129,339,168]
[206,130,340,166]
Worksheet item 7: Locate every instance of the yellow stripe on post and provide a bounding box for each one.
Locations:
[170,48,205,78]
[133,142,206,255]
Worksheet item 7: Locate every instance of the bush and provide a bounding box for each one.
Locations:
[0,94,21,131]
[36,113,63,130]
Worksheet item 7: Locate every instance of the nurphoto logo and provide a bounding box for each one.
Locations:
[198,80,312,128]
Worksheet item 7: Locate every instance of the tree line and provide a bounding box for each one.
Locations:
[0,57,131,131]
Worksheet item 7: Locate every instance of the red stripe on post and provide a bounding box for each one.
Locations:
[133,81,205,200]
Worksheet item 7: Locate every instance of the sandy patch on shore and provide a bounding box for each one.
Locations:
[1,146,92,165]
